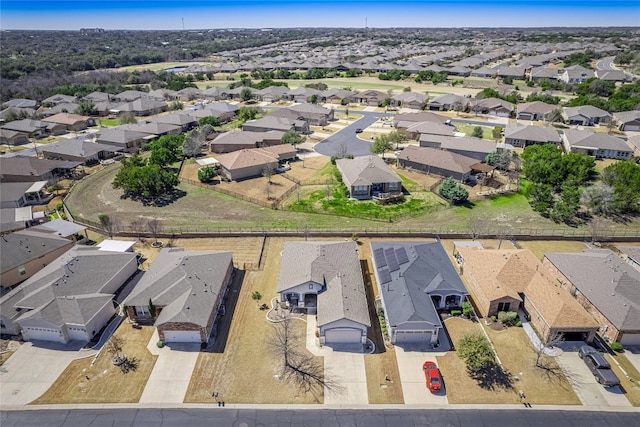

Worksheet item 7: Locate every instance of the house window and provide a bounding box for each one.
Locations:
[135,306,150,316]
[497,302,511,312]
[388,182,399,190]
[309,284,314,290]
[18,266,26,276]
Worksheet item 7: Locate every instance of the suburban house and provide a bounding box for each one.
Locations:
[629,135,640,157]
[119,121,182,138]
[42,113,94,132]
[42,94,77,106]
[203,102,240,122]
[112,98,168,116]
[397,145,478,182]
[0,206,45,233]
[82,91,113,103]
[176,88,204,102]
[504,123,561,148]
[276,241,370,346]
[516,101,556,121]
[320,88,354,104]
[39,137,122,165]
[30,219,88,243]
[0,247,137,343]
[1,119,66,139]
[391,92,429,110]
[427,94,470,112]
[614,110,640,132]
[0,228,75,288]
[371,241,468,346]
[529,66,561,81]
[215,148,280,181]
[472,98,514,117]
[393,111,450,126]
[151,113,198,132]
[0,129,30,146]
[497,66,526,80]
[286,87,320,103]
[559,65,595,84]
[0,157,82,184]
[95,128,149,153]
[470,67,496,79]
[0,181,51,209]
[400,121,456,140]
[595,70,630,83]
[288,104,334,126]
[254,86,290,103]
[457,246,598,343]
[242,116,305,134]
[616,246,640,273]
[543,249,640,346]
[447,66,472,77]
[562,129,633,160]
[353,90,387,107]
[113,90,149,102]
[264,109,310,133]
[562,106,611,126]
[39,103,81,118]
[419,134,500,162]
[3,99,38,109]
[148,89,180,101]
[209,130,285,153]
[336,156,402,200]
[124,248,234,344]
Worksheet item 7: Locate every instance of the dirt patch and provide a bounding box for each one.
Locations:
[287,156,330,182]
[516,240,587,261]
[32,324,157,404]
[365,348,405,404]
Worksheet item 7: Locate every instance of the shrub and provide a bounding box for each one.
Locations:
[515,320,522,327]
[462,301,473,317]
[610,342,624,352]
[490,315,497,322]
[451,310,462,316]
[55,202,64,211]
[156,340,164,348]
[498,311,518,326]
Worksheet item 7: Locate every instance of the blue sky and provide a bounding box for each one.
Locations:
[1,1,639,30]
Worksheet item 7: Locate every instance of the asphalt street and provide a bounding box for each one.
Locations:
[314,111,382,157]
[596,57,616,71]
[1,408,638,427]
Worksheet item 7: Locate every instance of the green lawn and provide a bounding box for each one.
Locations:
[452,122,497,140]
[98,119,120,127]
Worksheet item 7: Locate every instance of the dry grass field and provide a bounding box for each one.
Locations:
[516,240,588,260]
[32,325,157,404]
[364,345,405,404]
[606,353,640,406]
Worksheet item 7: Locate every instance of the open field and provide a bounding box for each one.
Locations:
[32,325,157,404]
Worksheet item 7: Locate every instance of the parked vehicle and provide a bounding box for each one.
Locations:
[275,163,291,173]
[355,128,363,134]
[423,361,442,392]
[578,346,620,387]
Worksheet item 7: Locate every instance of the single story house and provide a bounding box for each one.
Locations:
[0,181,51,209]
[113,90,149,103]
[595,70,630,83]
[516,101,556,121]
[0,227,74,288]
[371,241,468,346]
[42,94,78,106]
[277,241,371,346]
[562,129,633,160]
[616,246,640,273]
[0,246,138,342]
[42,113,93,132]
[209,130,284,153]
[457,246,598,343]
[562,106,612,126]
[0,157,82,184]
[529,66,561,81]
[473,98,514,117]
[82,91,113,103]
[254,86,290,103]
[613,110,640,132]
[119,121,182,139]
[2,99,38,109]
[391,92,429,110]
[320,88,355,104]
[419,134,500,162]
[397,145,478,182]
[336,156,402,199]
[95,128,149,153]
[288,104,334,126]
[39,137,122,165]
[124,248,234,344]
[559,65,595,84]
[242,116,305,134]
[112,98,168,116]
[427,94,470,112]
[215,148,279,181]
[504,123,561,148]
[0,206,45,233]
[629,135,640,157]
[1,119,66,139]
[30,219,88,243]
[543,249,640,346]
[497,66,526,80]
[353,90,387,107]
[0,129,30,146]
[393,111,450,126]
[151,113,198,132]
[470,67,496,79]
[400,121,456,139]
[286,87,321,103]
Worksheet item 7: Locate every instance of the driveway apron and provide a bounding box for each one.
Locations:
[394,346,448,405]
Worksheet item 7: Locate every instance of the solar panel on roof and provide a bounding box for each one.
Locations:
[395,247,409,265]
[373,247,386,267]
[385,248,399,272]
[378,268,392,284]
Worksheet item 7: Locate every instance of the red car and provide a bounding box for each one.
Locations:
[423,361,442,392]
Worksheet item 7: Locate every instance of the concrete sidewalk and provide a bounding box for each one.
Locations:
[138,330,200,404]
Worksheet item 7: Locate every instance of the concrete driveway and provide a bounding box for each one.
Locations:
[555,344,630,407]
[138,330,200,404]
[0,341,91,405]
[622,346,640,373]
[394,346,448,405]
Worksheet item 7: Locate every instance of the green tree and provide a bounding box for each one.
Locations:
[75,101,97,116]
[183,128,206,158]
[601,160,640,214]
[485,151,511,171]
[170,100,184,111]
[439,177,469,205]
[238,106,259,122]
[457,333,495,371]
[148,134,184,168]
[251,291,263,308]
[491,126,503,141]
[118,112,137,125]
[471,126,484,138]
[386,130,408,150]
[199,116,221,127]
[198,166,217,183]
[240,87,253,102]
[371,134,393,159]
[281,130,305,147]
[547,108,564,124]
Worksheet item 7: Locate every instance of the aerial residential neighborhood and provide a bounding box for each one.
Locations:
[1,14,640,427]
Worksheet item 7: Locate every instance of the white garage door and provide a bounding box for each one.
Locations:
[624,125,640,132]
[324,328,362,344]
[621,334,640,346]
[23,327,63,343]
[394,330,432,344]
[163,330,201,343]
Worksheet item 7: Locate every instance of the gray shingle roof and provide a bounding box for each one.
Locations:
[544,249,640,331]
[277,241,370,328]
[563,129,631,152]
[0,228,73,273]
[504,123,561,144]
[336,156,401,188]
[371,241,467,327]
[40,138,121,159]
[124,248,233,328]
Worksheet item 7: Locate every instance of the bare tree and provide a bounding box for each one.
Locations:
[183,128,206,158]
[336,143,349,159]
[99,214,120,239]
[495,226,513,249]
[536,332,565,368]
[468,215,488,241]
[267,318,340,398]
[588,216,611,244]
[262,167,274,184]
[106,334,125,358]
[129,217,146,241]
[147,218,163,245]
[264,183,272,200]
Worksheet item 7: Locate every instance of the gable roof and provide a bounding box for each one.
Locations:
[277,241,370,327]
[394,111,449,125]
[215,148,279,170]
[563,129,631,152]
[0,157,81,178]
[371,241,467,327]
[401,121,456,137]
[95,128,148,144]
[516,101,556,115]
[0,227,73,273]
[398,145,478,174]
[124,248,233,328]
[544,249,640,331]
[336,156,401,188]
[504,123,561,143]
[419,134,499,155]
[40,138,121,159]
[563,105,611,119]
